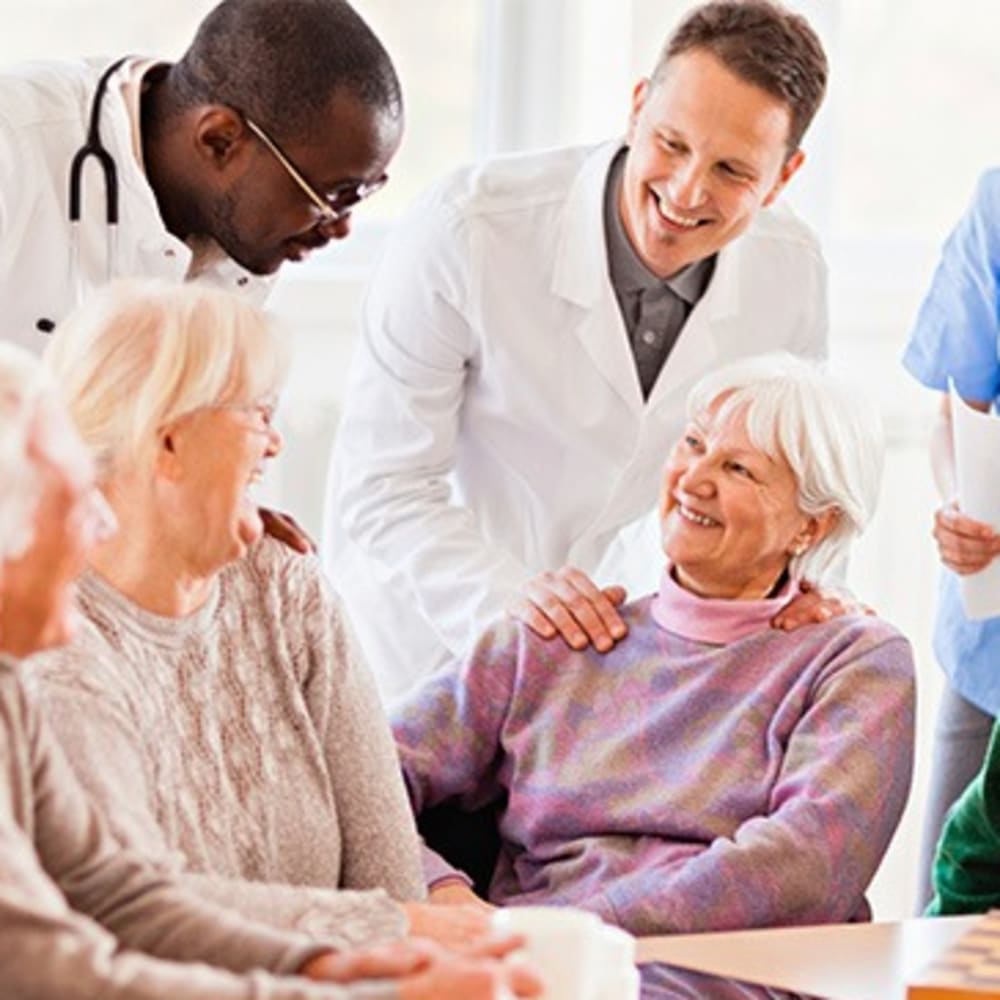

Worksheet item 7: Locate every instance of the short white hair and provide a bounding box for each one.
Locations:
[44,279,290,477]
[0,344,53,561]
[686,352,884,584]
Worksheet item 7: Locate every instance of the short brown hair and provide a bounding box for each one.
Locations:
[653,0,827,152]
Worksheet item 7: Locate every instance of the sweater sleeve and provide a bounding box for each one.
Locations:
[293,554,427,905]
[930,722,1000,915]
[31,648,408,952]
[391,619,520,817]
[902,170,1000,401]
[601,631,916,934]
[5,674,397,1000]
[325,195,534,659]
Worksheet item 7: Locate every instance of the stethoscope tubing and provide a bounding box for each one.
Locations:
[68,56,129,289]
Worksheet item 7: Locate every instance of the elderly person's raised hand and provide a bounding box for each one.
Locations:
[0,365,113,658]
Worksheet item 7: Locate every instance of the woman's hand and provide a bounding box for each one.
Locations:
[259,507,315,554]
[397,936,542,1000]
[301,937,542,999]
[771,581,866,631]
[404,895,493,948]
[300,942,431,983]
[507,566,627,652]
[933,501,1000,575]
[428,879,495,910]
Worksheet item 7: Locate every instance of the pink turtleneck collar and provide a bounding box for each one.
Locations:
[650,566,800,645]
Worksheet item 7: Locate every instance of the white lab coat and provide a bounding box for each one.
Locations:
[323,141,828,703]
[0,58,268,355]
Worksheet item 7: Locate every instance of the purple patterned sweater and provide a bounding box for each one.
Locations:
[392,570,915,936]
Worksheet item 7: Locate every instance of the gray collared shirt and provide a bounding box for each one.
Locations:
[604,148,715,400]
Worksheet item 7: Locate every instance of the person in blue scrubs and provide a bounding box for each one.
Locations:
[903,170,1000,909]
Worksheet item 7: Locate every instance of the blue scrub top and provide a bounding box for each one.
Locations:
[903,169,1000,716]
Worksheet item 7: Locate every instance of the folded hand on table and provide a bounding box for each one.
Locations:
[404,888,494,949]
[300,936,542,999]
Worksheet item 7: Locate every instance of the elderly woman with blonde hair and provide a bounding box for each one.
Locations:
[0,341,536,1000]
[393,353,917,998]
[29,279,483,953]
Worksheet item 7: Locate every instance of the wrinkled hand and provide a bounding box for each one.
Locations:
[933,501,1000,575]
[398,935,542,1000]
[771,580,870,631]
[299,940,434,983]
[301,936,542,1000]
[259,507,315,554]
[508,566,627,652]
[428,879,495,911]
[404,896,493,948]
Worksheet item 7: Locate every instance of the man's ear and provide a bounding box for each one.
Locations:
[762,148,805,208]
[626,78,651,146]
[192,106,253,171]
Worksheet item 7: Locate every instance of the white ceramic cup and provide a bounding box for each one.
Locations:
[593,923,640,1000]
[492,906,637,1000]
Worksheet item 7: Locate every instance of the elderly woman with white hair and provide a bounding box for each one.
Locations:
[27,279,485,953]
[0,342,538,999]
[393,354,916,995]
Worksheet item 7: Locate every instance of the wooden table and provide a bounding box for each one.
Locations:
[636,916,977,999]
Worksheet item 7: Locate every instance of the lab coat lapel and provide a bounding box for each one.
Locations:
[551,141,645,417]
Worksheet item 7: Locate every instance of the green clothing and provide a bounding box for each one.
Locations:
[930,723,1000,914]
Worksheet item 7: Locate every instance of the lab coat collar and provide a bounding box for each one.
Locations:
[550,138,740,326]
[551,139,622,308]
[550,139,742,416]
[548,141,641,413]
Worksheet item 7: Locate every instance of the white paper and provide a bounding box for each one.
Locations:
[951,380,1000,619]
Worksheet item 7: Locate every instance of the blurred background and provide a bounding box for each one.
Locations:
[5,0,998,919]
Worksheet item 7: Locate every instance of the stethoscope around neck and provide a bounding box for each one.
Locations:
[38,56,128,335]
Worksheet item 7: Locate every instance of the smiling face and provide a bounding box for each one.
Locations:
[155,399,281,574]
[659,399,818,600]
[205,91,402,275]
[620,48,803,279]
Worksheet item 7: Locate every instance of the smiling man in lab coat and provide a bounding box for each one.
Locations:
[324,0,830,703]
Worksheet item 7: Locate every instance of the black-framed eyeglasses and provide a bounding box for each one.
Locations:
[242,115,388,223]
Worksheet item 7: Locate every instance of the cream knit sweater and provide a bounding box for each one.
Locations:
[28,536,425,951]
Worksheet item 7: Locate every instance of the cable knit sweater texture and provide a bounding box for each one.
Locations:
[27,536,425,951]
[0,655,398,1000]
